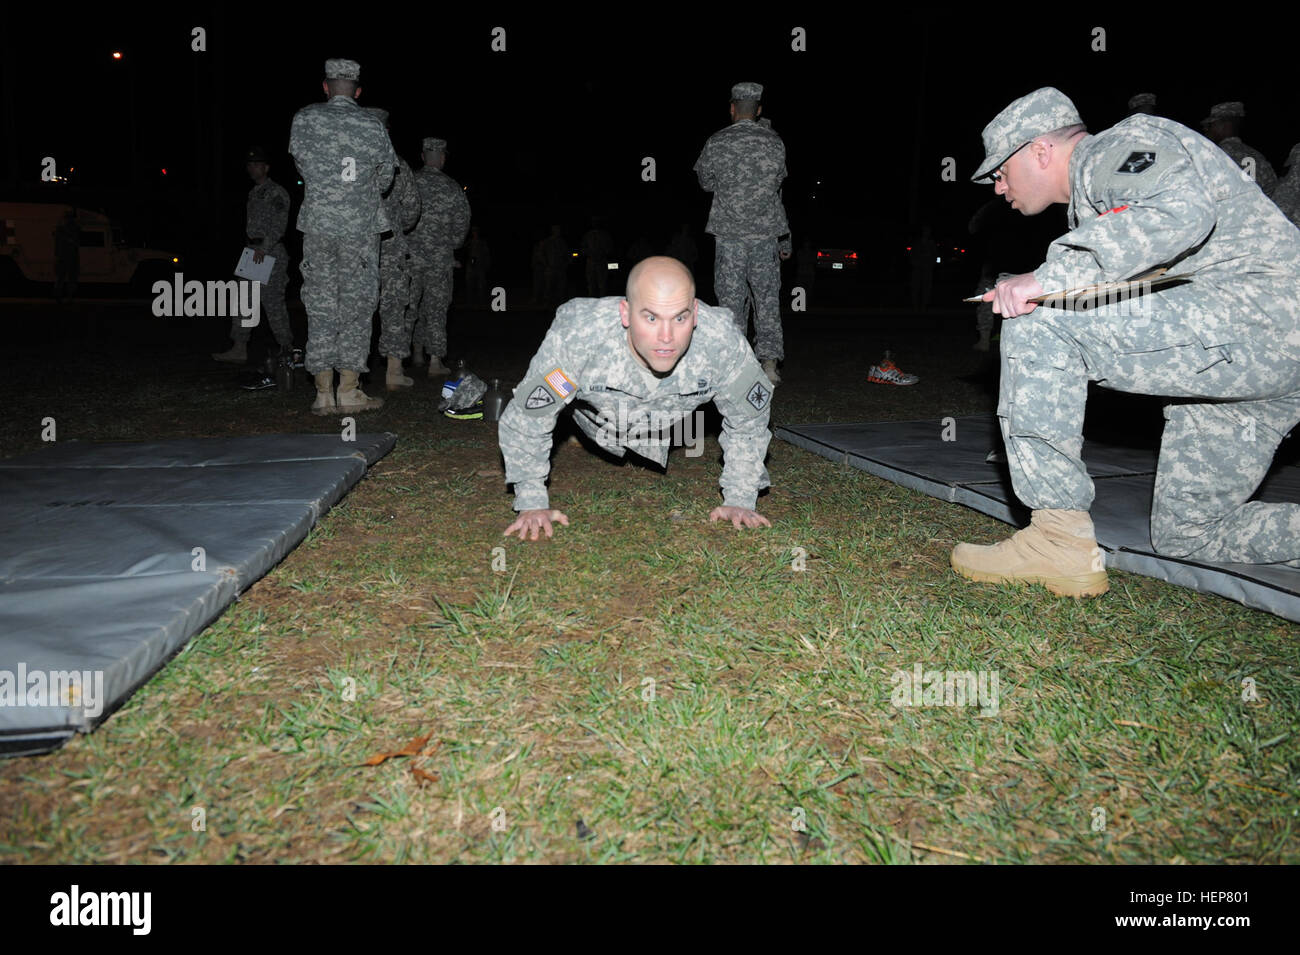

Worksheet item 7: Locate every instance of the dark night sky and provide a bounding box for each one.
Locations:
[3,9,1293,280]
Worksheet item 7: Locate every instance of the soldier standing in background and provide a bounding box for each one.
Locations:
[665,223,699,273]
[289,58,395,414]
[1272,144,1300,228]
[1126,93,1158,117]
[1202,102,1278,197]
[695,82,791,387]
[52,209,79,305]
[410,137,470,377]
[365,108,422,391]
[214,146,295,364]
[580,218,615,296]
[540,224,569,306]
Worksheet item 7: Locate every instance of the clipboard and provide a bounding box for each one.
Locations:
[235,247,275,284]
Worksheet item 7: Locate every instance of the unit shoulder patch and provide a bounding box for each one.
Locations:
[525,386,555,410]
[1116,151,1157,174]
[746,380,772,411]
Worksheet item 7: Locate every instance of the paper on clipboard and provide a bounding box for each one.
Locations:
[235,247,275,284]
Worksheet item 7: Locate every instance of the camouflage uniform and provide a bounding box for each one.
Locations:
[232,175,293,349]
[977,98,1300,563]
[694,83,791,361]
[1272,143,1300,228]
[410,138,471,360]
[377,156,421,358]
[289,65,395,375]
[498,297,773,512]
[1215,136,1278,197]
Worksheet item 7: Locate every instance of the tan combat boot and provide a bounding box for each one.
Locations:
[311,370,336,415]
[950,509,1108,598]
[212,341,247,363]
[335,369,383,413]
[427,355,450,377]
[385,355,413,390]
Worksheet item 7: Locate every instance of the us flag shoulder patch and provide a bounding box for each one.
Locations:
[544,367,576,398]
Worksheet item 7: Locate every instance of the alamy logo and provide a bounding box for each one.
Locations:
[595,402,704,457]
[49,885,151,935]
[0,664,105,717]
[151,273,260,325]
[890,663,999,715]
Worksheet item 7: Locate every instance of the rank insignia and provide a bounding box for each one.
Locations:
[525,386,555,409]
[1117,151,1156,174]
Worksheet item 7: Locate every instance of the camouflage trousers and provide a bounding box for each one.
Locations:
[410,251,455,359]
[1000,286,1300,563]
[299,233,380,375]
[714,236,783,360]
[377,239,413,359]
[231,243,293,349]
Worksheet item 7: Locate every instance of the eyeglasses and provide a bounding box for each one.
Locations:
[989,141,1042,183]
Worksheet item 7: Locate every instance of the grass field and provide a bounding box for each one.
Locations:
[1,301,1296,864]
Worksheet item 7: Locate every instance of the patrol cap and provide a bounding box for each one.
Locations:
[1127,92,1157,111]
[1201,101,1245,128]
[365,107,390,125]
[972,87,1083,183]
[244,145,270,163]
[324,58,361,80]
[731,82,763,102]
[422,137,447,154]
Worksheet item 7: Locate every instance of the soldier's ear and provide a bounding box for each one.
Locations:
[619,299,630,327]
[321,80,329,98]
[354,85,363,101]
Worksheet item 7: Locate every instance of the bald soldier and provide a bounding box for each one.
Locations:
[498,257,774,540]
[953,87,1300,597]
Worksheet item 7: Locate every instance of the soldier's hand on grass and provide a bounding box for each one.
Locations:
[504,508,569,540]
[252,249,266,264]
[709,506,771,529]
[983,272,1043,318]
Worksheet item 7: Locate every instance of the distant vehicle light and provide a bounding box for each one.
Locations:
[160,168,167,175]
[607,262,619,270]
[571,252,578,258]
[172,257,179,263]
[112,52,122,60]
[848,252,857,259]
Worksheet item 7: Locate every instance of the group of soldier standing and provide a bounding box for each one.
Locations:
[212,57,470,414]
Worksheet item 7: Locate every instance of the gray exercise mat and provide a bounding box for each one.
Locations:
[0,433,396,757]
[777,415,1300,621]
